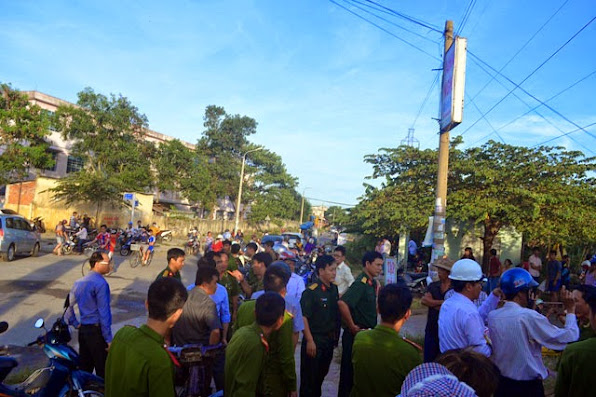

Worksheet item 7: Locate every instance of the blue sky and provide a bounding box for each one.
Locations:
[1,0,594,207]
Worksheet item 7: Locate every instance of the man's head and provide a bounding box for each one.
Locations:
[499,268,538,306]
[167,248,185,272]
[436,349,501,397]
[562,254,570,265]
[252,252,273,277]
[549,250,557,260]
[223,240,232,253]
[137,220,142,225]
[230,243,241,257]
[100,224,107,233]
[333,246,346,265]
[490,249,497,256]
[263,263,290,295]
[195,266,219,295]
[245,242,258,258]
[255,292,285,330]
[433,257,454,282]
[532,247,541,256]
[572,285,596,319]
[362,251,383,278]
[89,251,112,275]
[264,241,274,252]
[463,247,473,258]
[450,259,485,301]
[378,283,412,325]
[146,277,188,327]
[213,252,228,274]
[315,255,337,285]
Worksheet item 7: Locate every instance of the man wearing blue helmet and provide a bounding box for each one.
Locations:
[488,268,579,397]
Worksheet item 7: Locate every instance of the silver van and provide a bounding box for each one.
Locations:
[0,214,41,261]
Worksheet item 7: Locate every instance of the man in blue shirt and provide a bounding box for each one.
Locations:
[66,251,113,378]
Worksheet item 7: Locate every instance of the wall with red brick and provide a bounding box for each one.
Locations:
[6,181,37,206]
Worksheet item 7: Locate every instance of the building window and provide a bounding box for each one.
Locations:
[42,109,58,132]
[43,151,58,172]
[66,156,84,173]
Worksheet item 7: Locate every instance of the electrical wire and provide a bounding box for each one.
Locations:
[411,71,440,129]
[457,0,477,36]
[344,0,440,44]
[531,122,596,147]
[469,0,570,103]
[360,0,443,33]
[329,0,441,61]
[461,15,595,136]
[304,196,356,207]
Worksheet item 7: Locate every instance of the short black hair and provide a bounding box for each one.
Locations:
[490,249,497,256]
[253,252,273,268]
[204,251,216,262]
[378,284,412,323]
[549,250,557,255]
[585,287,596,316]
[362,251,383,267]
[246,242,258,252]
[574,285,596,301]
[334,245,346,256]
[452,279,474,293]
[315,255,335,275]
[263,265,290,293]
[197,256,216,268]
[195,266,219,286]
[167,248,185,264]
[255,292,285,327]
[147,278,188,321]
[100,224,107,229]
[231,244,241,255]
[436,349,500,397]
[89,251,105,268]
[223,240,232,246]
[264,240,274,248]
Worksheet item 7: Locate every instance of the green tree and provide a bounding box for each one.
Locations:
[50,88,154,218]
[0,83,54,185]
[325,205,350,227]
[353,138,596,269]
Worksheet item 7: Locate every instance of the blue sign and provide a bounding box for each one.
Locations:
[134,200,139,207]
[123,193,134,201]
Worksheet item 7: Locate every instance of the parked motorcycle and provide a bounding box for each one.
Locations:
[185,234,200,256]
[0,297,104,396]
[119,233,136,256]
[401,270,428,294]
[169,343,223,397]
[157,230,173,243]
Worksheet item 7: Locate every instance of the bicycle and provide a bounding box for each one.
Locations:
[81,256,115,277]
[168,343,223,397]
[130,243,153,268]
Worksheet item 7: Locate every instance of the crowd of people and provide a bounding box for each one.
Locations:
[61,229,596,397]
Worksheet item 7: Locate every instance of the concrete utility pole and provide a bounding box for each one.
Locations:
[234,146,263,234]
[299,187,310,224]
[431,20,454,264]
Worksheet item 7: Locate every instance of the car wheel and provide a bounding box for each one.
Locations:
[31,243,40,257]
[6,245,16,262]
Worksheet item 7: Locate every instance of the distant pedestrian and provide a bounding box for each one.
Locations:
[104,277,188,397]
[461,247,476,261]
[528,247,543,284]
[53,219,66,255]
[337,251,383,397]
[333,246,354,297]
[488,249,502,292]
[546,250,562,301]
[65,251,113,378]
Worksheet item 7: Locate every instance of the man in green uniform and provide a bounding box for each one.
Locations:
[337,251,383,397]
[572,285,596,341]
[234,252,272,298]
[105,277,188,397]
[214,251,240,327]
[234,264,297,397]
[225,292,286,397]
[351,283,421,396]
[155,248,185,282]
[300,255,339,397]
[556,287,596,397]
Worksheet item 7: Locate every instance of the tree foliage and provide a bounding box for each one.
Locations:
[352,137,596,268]
[0,83,54,185]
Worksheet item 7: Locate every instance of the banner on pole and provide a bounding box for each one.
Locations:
[440,37,467,133]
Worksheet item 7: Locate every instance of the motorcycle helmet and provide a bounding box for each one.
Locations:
[48,318,71,345]
[500,268,538,297]
[277,246,297,261]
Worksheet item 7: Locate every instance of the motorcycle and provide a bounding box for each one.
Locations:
[60,230,78,255]
[0,297,104,396]
[185,234,200,256]
[118,233,136,256]
[169,343,223,397]
[157,230,173,243]
[32,217,46,234]
[401,270,428,294]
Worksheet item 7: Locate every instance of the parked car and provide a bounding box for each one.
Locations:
[261,235,283,246]
[0,214,41,261]
[282,232,305,248]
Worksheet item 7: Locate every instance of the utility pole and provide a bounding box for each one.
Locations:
[234,146,263,234]
[431,20,454,264]
[299,187,310,224]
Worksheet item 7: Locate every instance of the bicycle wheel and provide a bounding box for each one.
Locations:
[81,259,91,277]
[145,250,154,267]
[120,246,131,256]
[130,252,141,268]
[83,246,95,257]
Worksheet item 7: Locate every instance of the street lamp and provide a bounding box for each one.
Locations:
[234,146,263,233]
[300,187,311,224]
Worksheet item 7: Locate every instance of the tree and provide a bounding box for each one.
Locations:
[0,83,54,185]
[50,88,154,218]
[352,138,596,270]
[325,206,350,227]
[153,139,213,208]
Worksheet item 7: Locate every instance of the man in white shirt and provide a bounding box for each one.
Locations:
[488,268,578,397]
[528,247,542,283]
[438,259,501,357]
[382,238,391,258]
[276,249,305,348]
[333,246,354,296]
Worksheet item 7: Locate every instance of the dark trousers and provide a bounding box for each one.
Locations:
[78,324,107,378]
[495,375,544,397]
[338,330,355,397]
[423,329,440,363]
[300,335,334,397]
[212,349,225,391]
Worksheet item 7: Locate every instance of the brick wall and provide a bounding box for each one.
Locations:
[6,181,37,206]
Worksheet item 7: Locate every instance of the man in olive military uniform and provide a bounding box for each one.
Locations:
[155,248,185,282]
[225,292,286,397]
[105,278,188,397]
[234,264,297,397]
[234,252,272,298]
[337,251,383,397]
[351,283,422,396]
[300,255,339,397]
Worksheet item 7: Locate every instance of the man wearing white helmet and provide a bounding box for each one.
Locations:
[438,258,501,357]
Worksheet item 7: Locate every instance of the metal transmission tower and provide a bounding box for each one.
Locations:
[400,128,420,148]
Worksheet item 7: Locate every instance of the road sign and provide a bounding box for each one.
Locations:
[123,193,134,201]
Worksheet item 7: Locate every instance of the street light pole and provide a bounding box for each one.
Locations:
[234,146,263,234]
[299,187,311,224]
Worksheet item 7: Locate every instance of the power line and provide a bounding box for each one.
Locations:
[329,0,441,61]
[360,0,443,33]
[531,121,596,147]
[461,15,596,137]
[457,0,478,36]
[345,0,440,44]
[411,70,440,128]
[469,0,571,103]
[304,196,356,207]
